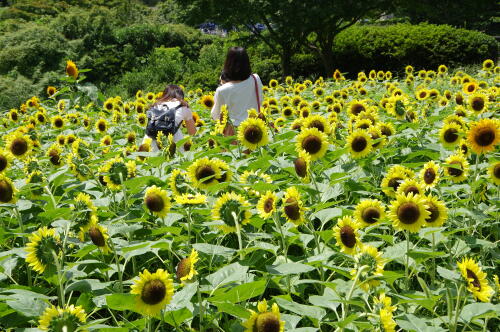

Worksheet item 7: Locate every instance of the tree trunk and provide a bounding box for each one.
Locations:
[318,46,335,77]
[280,46,293,79]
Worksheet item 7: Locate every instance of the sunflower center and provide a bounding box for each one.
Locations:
[309,120,325,132]
[98,122,106,131]
[10,138,28,156]
[467,85,475,93]
[0,179,14,203]
[357,122,370,130]
[89,226,106,247]
[0,156,7,172]
[397,202,420,224]
[55,119,63,127]
[176,257,192,280]
[145,193,165,212]
[127,135,135,144]
[448,161,463,177]
[404,186,420,196]
[284,197,300,220]
[425,202,439,223]
[294,157,308,178]
[470,97,485,112]
[423,168,436,184]
[388,177,403,191]
[38,114,45,122]
[263,198,274,213]
[362,207,380,224]
[380,126,392,137]
[138,144,150,152]
[474,127,495,147]
[244,125,263,144]
[302,135,322,154]
[340,225,356,248]
[255,312,281,332]
[351,104,365,115]
[456,95,463,104]
[494,164,500,179]
[196,166,216,184]
[351,136,367,152]
[443,128,459,143]
[284,109,292,116]
[466,269,481,290]
[141,279,166,305]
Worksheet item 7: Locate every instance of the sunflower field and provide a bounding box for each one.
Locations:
[0,59,499,332]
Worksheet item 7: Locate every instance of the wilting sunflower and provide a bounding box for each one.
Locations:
[238,118,269,150]
[295,127,328,161]
[4,131,32,160]
[257,191,277,219]
[389,192,430,233]
[423,194,447,227]
[346,130,372,159]
[282,186,305,225]
[174,193,206,205]
[419,160,440,189]
[444,154,469,182]
[302,114,331,134]
[457,258,494,302]
[102,157,135,190]
[439,123,462,149]
[87,221,110,254]
[130,269,174,316]
[25,227,61,274]
[144,185,171,218]
[354,199,385,227]
[243,299,284,332]
[488,162,500,185]
[396,179,425,197]
[65,60,78,79]
[0,148,13,174]
[467,119,499,154]
[333,216,361,255]
[95,118,108,133]
[176,249,199,283]
[467,92,488,114]
[294,150,311,183]
[351,244,386,291]
[200,95,214,109]
[38,305,87,331]
[211,192,251,233]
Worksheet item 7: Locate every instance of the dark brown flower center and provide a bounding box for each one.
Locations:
[127,135,135,144]
[263,198,274,213]
[388,177,403,191]
[443,128,459,143]
[309,120,325,132]
[351,104,365,115]
[141,279,166,305]
[474,127,495,147]
[419,92,427,99]
[470,97,485,112]
[89,226,106,247]
[98,122,106,131]
[351,136,367,152]
[423,168,436,184]
[67,136,76,144]
[380,126,392,137]
[284,197,300,220]
[404,186,420,196]
[397,202,420,224]
[204,100,214,108]
[244,125,263,144]
[183,141,192,151]
[448,161,463,177]
[176,258,191,280]
[302,135,322,155]
[255,312,281,332]
[145,193,164,212]
[10,138,28,156]
[467,85,475,93]
[362,207,380,224]
[0,179,14,203]
[196,166,216,184]
[494,164,500,179]
[294,157,308,178]
[455,95,463,105]
[0,156,7,172]
[340,225,356,248]
[357,122,370,130]
[425,202,439,223]
[466,269,481,290]
[49,150,61,166]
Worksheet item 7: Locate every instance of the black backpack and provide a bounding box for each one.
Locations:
[145,103,183,139]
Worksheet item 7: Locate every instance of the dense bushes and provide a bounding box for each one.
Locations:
[333,23,498,75]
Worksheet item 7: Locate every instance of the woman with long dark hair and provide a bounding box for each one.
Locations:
[211,46,263,135]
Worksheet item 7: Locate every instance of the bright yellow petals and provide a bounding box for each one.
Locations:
[296,127,329,161]
[423,194,448,227]
[257,191,277,219]
[354,199,385,227]
[439,122,462,149]
[396,178,425,197]
[174,193,207,205]
[176,249,199,283]
[444,154,469,183]
[457,258,494,302]
[0,148,13,174]
[102,156,135,190]
[25,227,61,274]
[346,129,372,159]
[302,114,331,134]
[237,117,269,150]
[38,305,86,331]
[282,187,306,225]
[351,244,386,291]
[333,216,361,255]
[467,119,499,154]
[389,193,430,233]
[211,192,251,233]
[200,95,214,109]
[130,269,174,316]
[243,299,284,332]
[65,60,79,79]
[488,162,500,185]
[188,158,221,189]
[144,185,171,218]
[4,131,32,160]
[87,221,110,254]
[419,160,440,189]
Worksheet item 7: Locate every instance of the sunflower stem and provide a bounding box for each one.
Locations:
[197,281,205,332]
[405,230,410,289]
[109,240,124,293]
[186,207,193,247]
[44,185,57,209]
[51,250,65,307]
[15,208,32,287]
[343,265,368,320]
[451,283,464,332]
[431,233,436,285]
[232,212,244,260]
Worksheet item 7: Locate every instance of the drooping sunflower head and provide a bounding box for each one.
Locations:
[0,174,17,204]
[282,186,305,226]
[200,95,214,109]
[26,227,61,274]
[457,258,494,303]
[333,216,361,255]
[87,222,110,254]
[346,129,372,159]
[293,150,311,182]
[488,161,500,185]
[295,127,328,161]
[352,244,386,291]
[102,156,134,190]
[444,153,469,183]
[243,299,284,332]
[0,148,13,174]
[237,118,269,150]
[419,160,440,189]
[144,185,171,218]
[423,194,448,227]
[5,131,32,160]
[211,192,251,233]
[130,269,174,316]
[389,192,430,233]
[38,305,86,331]
[467,119,499,154]
[176,249,199,283]
[354,199,385,227]
[65,60,78,79]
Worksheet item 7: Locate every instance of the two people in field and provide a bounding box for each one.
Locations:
[142,46,263,152]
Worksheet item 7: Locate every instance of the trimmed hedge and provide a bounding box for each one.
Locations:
[333,23,498,75]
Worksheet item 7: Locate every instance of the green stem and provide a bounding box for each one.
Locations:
[15,208,32,287]
[431,233,436,285]
[232,212,244,260]
[272,212,288,262]
[52,250,65,307]
[406,231,410,289]
[44,185,57,209]
[343,265,368,320]
[197,282,205,332]
[186,207,193,247]
[109,240,124,293]
[451,284,464,332]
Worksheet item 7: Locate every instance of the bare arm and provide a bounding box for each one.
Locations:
[185,118,197,136]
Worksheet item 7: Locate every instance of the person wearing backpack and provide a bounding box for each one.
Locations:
[143,84,197,152]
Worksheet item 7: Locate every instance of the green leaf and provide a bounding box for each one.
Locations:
[266,262,315,275]
[208,279,266,304]
[215,302,251,319]
[193,243,235,258]
[205,263,250,289]
[437,266,460,281]
[274,297,326,323]
[460,303,499,322]
[163,308,192,326]
[106,293,138,313]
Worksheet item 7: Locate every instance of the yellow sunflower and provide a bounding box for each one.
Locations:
[354,199,385,227]
[482,59,494,71]
[488,162,500,185]
[467,119,499,154]
[169,169,189,196]
[293,150,311,183]
[302,114,331,134]
[419,160,440,189]
[457,258,494,302]
[462,81,478,95]
[174,193,207,205]
[0,174,17,204]
[46,86,57,97]
[5,131,32,160]
[188,158,221,189]
[25,227,61,274]
[333,216,361,255]
[269,79,279,88]
[211,192,251,233]
[238,117,269,150]
[102,156,135,190]
[415,89,429,101]
[38,305,86,331]
[396,179,425,197]
[0,148,13,174]
[71,192,98,241]
[243,299,284,332]
[423,194,447,227]
[351,244,386,291]
[439,123,462,149]
[257,191,277,219]
[467,92,489,114]
[346,130,372,159]
[95,118,108,133]
[295,127,328,161]
[130,269,174,316]
[282,186,306,226]
[381,170,407,198]
[87,221,110,254]
[176,249,199,283]
[144,185,171,218]
[380,308,397,332]
[444,154,469,183]
[389,192,430,233]
[347,100,368,117]
[378,122,395,138]
[65,60,79,79]
[200,95,214,109]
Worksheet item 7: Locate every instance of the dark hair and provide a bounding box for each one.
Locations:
[153,84,188,107]
[222,46,251,81]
